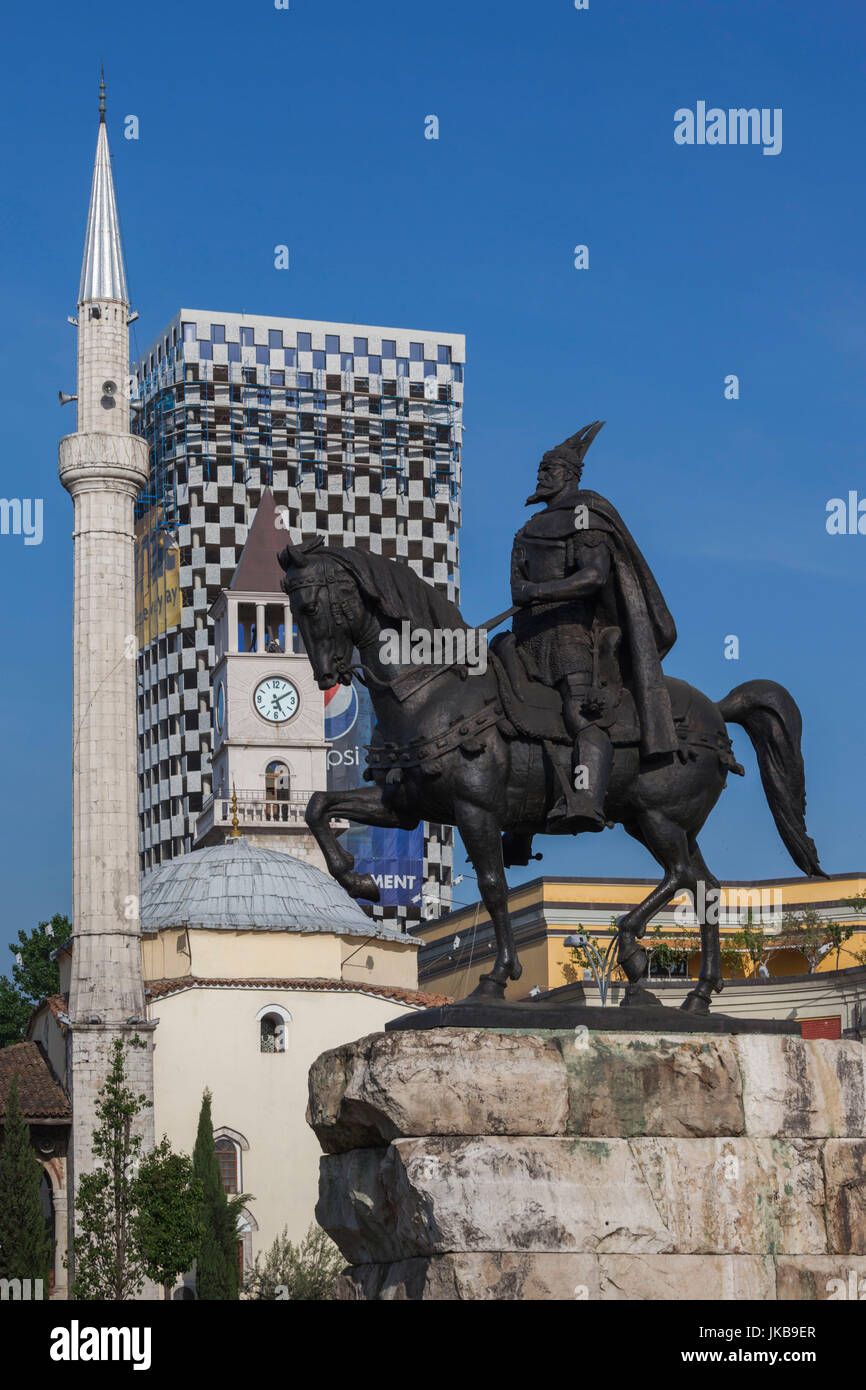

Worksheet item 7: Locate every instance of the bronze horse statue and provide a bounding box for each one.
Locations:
[278,537,824,1015]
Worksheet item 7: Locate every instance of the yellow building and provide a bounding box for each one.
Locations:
[416,872,866,1003]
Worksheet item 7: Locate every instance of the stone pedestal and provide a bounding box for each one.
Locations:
[308,1028,866,1300]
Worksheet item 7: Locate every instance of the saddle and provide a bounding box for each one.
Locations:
[489,629,640,747]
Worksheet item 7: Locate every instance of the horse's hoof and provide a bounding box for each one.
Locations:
[620,984,664,1009]
[468,973,507,1001]
[509,960,523,981]
[342,872,380,902]
[618,938,649,980]
[681,991,711,1016]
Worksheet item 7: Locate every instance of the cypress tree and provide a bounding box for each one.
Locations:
[192,1089,243,1300]
[69,1037,149,1300]
[0,1075,51,1286]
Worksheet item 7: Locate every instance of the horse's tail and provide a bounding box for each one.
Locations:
[718,680,826,879]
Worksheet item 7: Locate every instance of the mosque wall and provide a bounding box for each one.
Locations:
[149,984,422,1266]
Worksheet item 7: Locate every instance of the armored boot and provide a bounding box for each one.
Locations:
[547,724,613,834]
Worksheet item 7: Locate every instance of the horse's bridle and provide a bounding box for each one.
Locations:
[283,560,386,686]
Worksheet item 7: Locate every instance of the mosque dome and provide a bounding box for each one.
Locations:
[140,836,403,940]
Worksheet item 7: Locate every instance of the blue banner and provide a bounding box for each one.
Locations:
[324,670,424,908]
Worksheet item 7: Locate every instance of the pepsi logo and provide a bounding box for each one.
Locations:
[324,681,359,740]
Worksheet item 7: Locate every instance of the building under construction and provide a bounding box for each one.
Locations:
[131,309,465,928]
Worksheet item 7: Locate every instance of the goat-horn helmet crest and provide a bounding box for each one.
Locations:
[541,420,605,479]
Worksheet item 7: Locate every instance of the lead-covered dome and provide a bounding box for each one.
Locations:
[140,837,403,940]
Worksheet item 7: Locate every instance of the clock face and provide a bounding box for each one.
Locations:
[215,682,225,734]
[254,676,299,724]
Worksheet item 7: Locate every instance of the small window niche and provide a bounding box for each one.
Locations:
[257,1004,291,1054]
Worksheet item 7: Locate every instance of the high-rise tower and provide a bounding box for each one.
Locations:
[58,75,155,1282]
[130,308,465,927]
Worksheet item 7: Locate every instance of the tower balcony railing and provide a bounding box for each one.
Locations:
[195,788,321,843]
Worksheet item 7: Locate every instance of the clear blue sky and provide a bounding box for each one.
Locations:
[1,0,864,953]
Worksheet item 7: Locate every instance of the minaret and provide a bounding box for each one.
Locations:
[58,74,155,1288]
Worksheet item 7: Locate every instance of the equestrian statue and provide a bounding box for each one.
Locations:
[278,423,824,1016]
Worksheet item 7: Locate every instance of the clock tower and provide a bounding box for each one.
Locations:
[194,491,332,866]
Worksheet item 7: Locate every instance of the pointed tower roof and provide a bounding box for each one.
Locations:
[78,72,128,305]
[230,490,286,594]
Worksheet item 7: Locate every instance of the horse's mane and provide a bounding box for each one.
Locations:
[320,542,472,633]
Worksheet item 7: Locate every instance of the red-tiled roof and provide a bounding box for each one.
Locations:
[146,976,450,1008]
[25,994,70,1036]
[44,995,69,1029]
[0,1042,70,1121]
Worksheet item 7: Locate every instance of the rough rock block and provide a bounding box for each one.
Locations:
[309,1027,866,1299]
[775,1256,866,1300]
[308,1028,568,1153]
[318,1135,829,1265]
[335,1253,600,1301]
[737,1036,866,1137]
[630,1137,826,1255]
[563,1033,744,1137]
[336,1252,778,1301]
[823,1140,866,1254]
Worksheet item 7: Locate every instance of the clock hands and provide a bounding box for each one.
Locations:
[256,681,296,719]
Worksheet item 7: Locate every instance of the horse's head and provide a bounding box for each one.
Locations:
[278,538,365,688]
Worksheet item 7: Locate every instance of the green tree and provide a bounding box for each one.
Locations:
[0,979,31,1050]
[647,924,700,977]
[133,1137,203,1300]
[728,923,768,980]
[244,1223,343,1301]
[69,1037,151,1300]
[0,1075,51,1287]
[777,910,854,974]
[0,914,71,1048]
[192,1090,248,1300]
[824,919,856,971]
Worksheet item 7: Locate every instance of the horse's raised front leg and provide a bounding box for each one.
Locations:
[455,800,522,999]
[305,787,419,902]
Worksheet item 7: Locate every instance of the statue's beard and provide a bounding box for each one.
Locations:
[526,480,580,506]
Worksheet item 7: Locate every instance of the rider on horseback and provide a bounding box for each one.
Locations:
[511,422,680,834]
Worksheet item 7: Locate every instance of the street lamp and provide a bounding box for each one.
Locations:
[563,931,619,1007]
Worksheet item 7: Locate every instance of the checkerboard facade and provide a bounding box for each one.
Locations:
[132,309,465,927]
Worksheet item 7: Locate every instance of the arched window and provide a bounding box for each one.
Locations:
[256,1004,291,1053]
[214,1137,239,1193]
[265,761,290,820]
[237,1208,258,1283]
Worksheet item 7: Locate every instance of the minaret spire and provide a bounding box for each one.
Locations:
[78,70,128,307]
[59,85,155,1294]
[98,65,106,122]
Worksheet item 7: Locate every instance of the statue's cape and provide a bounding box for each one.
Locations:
[518,488,678,756]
